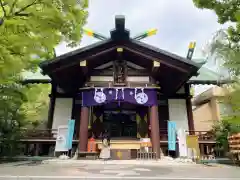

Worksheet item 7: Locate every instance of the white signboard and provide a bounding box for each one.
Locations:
[140,138,151,143]
[140,138,151,152]
[55,125,68,152]
[177,129,188,157]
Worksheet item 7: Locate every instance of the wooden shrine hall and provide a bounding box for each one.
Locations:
[32,15,214,159]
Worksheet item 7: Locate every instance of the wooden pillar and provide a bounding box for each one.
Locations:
[200,143,204,156]
[150,105,160,159]
[92,106,103,138]
[47,83,56,129]
[185,84,195,134]
[136,107,148,138]
[79,106,89,152]
[35,143,40,156]
[148,108,151,138]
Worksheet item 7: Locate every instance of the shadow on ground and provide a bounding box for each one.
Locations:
[13,161,42,166]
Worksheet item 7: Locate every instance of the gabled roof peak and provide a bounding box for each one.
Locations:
[110,15,130,41]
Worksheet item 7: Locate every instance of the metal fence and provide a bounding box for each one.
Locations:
[137,147,157,160]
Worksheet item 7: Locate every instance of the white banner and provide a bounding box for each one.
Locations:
[177,128,188,157]
[55,125,68,152]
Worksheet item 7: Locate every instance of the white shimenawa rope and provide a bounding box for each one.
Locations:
[115,88,118,100]
[121,88,124,99]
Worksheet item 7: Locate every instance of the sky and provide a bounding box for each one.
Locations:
[55,0,228,95]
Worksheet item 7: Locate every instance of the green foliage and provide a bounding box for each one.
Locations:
[212,120,240,154]
[0,83,51,156]
[193,0,240,44]
[222,83,240,121]
[0,0,88,77]
[0,82,27,156]
[193,0,240,154]
[20,84,51,128]
[208,31,240,153]
[208,30,240,76]
[0,0,88,156]
[207,31,240,125]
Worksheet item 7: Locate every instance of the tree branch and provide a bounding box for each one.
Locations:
[0,0,7,17]
[15,13,30,17]
[14,0,39,16]
[10,0,18,15]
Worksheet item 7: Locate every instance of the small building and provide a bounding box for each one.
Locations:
[193,86,232,131]
[24,16,230,158]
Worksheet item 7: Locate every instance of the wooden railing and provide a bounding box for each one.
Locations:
[20,129,57,139]
[19,129,216,142]
[159,129,215,142]
[187,130,215,141]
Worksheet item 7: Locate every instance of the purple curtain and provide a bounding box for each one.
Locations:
[80,88,157,107]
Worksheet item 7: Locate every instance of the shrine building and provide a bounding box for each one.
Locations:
[25,15,229,159]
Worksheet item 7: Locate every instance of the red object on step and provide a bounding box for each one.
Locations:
[87,137,97,152]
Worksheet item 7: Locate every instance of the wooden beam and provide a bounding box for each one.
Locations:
[95,61,113,70]
[185,84,195,134]
[83,82,160,89]
[152,60,160,73]
[47,84,56,129]
[71,97,76,119]
[82,67,88,76]
[53,91,189,99]
[127,61,145,70]
[80,60,87,67]
[174,73,195,95]
[186,42,196,60]
[160,94,190,99]
[153,61,160,67]
[50,47,117,73]
[90,69,149,76]
[123,46,189,73]
[53,93,77,98]
[80,60,88,75]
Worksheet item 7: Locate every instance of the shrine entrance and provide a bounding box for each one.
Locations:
[100,102,147,139]
[103,109,137,138]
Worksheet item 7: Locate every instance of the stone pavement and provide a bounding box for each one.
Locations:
[42,158,196,166]
[0,160,239,179]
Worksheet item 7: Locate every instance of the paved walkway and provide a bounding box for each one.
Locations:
[43,159,196,166]
[0,160,239,179]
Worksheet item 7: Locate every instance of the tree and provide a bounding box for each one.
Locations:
[193,0,240,44]
[193,0,240,155]
[20,84,51,128]
[207,30,240,76]
[0,0,88,77]
[0,0,88,156]
[193,0,240,120]
[212,120,240,155]
[204,29,240,155]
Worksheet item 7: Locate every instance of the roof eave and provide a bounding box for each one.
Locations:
[39,39,113,72]
[20,79,51,85]
[131,39,201,69]
[188,79,234,85]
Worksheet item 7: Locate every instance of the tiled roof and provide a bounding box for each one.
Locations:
[189,59,231,84]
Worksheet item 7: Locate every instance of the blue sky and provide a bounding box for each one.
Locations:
[55,0,228,95]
